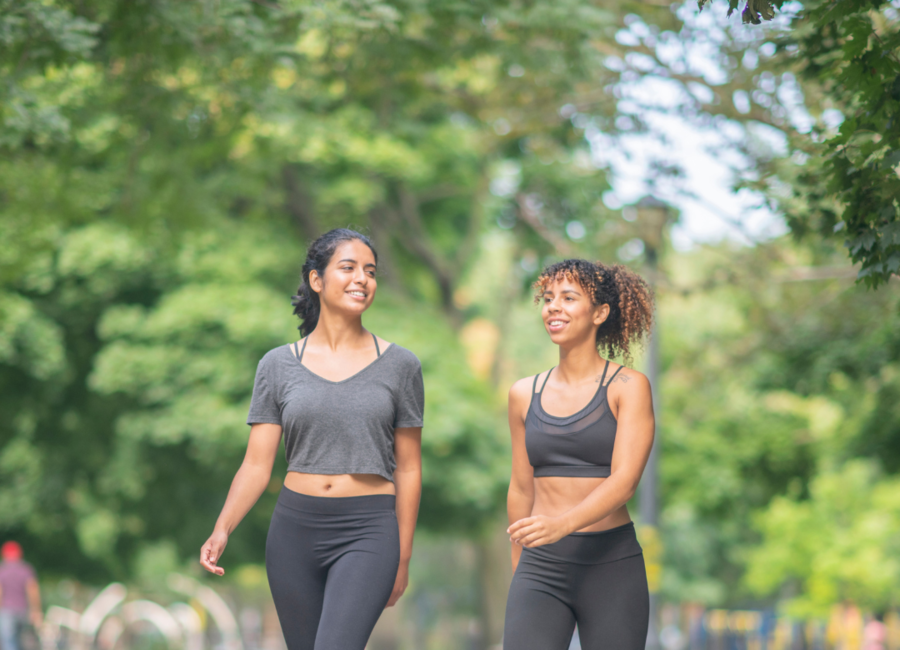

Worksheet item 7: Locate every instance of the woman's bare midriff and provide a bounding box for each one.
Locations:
[284,471,396,497]
[532,476,631,532]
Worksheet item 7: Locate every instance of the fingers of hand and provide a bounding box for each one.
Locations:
[519,532,547,547]
[506,517,534,535]
[510,521,544,543]
[386,586,404,608]
[202,559,224,575]
[200,545,224,575]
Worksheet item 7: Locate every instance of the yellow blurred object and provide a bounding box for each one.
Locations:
[271,67,296,90]
[190,598,207,631]
[638,524,662,594]
[295,29,327,59]
[460,318,500,380]
[886,611,900,650]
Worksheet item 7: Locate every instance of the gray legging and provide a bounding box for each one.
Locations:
[266,487,399,650]
[503,522,649,650]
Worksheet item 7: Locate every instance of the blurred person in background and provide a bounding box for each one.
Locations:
[199,229,424,650]
[830,601,864,650]
[863,613,886,650]
[0,541,42,650]
[504,260,655,650]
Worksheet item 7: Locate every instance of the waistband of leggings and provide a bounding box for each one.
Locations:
[276,486,396,515]
[568,521,635,537]
[525,521,642,565]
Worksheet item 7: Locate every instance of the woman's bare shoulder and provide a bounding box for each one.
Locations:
[606,365,652,402]
[509,371,547,405]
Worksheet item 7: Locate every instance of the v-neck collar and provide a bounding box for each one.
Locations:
[286,342,395,385]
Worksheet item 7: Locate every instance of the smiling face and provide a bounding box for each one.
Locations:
[541,276,609,347]
[309,239,377,317]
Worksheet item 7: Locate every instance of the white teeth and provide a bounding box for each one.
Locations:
[349,291,366,297]
[549,321,565,326]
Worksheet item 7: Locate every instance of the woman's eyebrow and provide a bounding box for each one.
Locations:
[337,258,376,269]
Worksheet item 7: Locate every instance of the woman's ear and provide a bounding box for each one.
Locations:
[309,269,323,294]
[593,303,611,327]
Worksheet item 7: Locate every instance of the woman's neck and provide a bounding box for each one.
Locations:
[555,338,606,384]
[308,310,368,352]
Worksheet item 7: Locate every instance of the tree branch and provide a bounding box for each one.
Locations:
[515,192,574,256]
[388,186,463,324]
[282,165,319,243]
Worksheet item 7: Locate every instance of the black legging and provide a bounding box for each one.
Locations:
[503,522,649,650]
[266,487,399,650]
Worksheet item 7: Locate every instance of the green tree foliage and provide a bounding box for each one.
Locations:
[695,0,900,286]
[785,1,900,288]
[699,0,788,25]
[746,461,900,616]
[652,236,900,605]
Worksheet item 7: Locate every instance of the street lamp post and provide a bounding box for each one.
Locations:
[633,196,670,650]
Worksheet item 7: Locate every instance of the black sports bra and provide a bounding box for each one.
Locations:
[525,360,622,478]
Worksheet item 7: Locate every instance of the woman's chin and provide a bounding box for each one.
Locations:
[547,331,568,345]
[547,330,591,347]
[338,301,371,316]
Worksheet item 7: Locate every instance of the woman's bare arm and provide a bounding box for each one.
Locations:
[387,426,422,607]
[509,370,654,547]
[507,377,537,571]
[200,423,282,575]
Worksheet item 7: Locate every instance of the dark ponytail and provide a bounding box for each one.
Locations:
[533,259,654,363]
[291,228,378,337]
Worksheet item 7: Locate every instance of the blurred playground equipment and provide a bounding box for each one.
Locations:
[40,575,244,650]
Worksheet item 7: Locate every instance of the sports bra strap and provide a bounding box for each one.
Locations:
[297,337,308,363]
[606,364,624,385]
[373,332,380,357]
[539,368,554,393]
[598,359,610,386]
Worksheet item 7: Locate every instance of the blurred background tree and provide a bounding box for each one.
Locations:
[693,0,900,286]
[1,0,899,646]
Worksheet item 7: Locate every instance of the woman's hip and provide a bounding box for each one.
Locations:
[267,487,398,563]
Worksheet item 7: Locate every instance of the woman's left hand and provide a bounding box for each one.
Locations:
[386,561,409,607]
[508,515,570,548]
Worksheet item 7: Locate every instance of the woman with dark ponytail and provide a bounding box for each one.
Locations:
[200,229,424,650]
[504,259,656,650]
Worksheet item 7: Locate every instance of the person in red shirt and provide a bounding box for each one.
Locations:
[0,542,42,650]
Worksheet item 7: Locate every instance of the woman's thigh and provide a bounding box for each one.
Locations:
[573,555,649,650]
[503,552,577,650]
[265,508,326,650]
[312,516,400,650]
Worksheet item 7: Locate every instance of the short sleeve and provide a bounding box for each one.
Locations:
[247,354,283,426]
[394,357,424,428]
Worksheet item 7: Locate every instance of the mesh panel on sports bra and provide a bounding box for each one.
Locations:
[530,397,613,435]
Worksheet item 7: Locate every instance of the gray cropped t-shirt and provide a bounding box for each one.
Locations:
[247,343,424,481]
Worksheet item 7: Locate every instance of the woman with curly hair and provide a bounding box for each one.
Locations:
[504,259,656,650]
[199,229,424,650]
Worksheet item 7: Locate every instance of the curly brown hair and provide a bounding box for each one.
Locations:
[533,259,654,363]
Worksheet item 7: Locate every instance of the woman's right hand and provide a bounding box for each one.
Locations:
[199,425,283,576]
[200,530,229,576]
